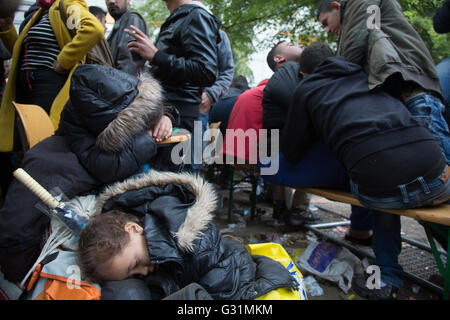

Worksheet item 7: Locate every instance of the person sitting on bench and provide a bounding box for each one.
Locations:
[263,41,372,239]
[280,42,450,299]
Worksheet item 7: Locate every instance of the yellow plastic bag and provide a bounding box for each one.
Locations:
[246,242,308,300]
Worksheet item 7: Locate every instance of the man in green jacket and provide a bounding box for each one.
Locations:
[316,0,450,166]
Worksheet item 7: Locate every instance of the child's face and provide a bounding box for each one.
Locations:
[98,222,158,281]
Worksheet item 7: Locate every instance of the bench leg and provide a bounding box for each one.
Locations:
[227,166,235,224]
[420,221,450,300]
[249,174,257,221]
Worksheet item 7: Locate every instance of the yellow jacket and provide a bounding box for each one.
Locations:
[0,0,103,152]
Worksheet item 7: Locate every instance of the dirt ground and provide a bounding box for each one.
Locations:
[211,182,446,301]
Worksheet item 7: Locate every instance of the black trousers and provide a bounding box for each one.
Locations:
[16,68,68,114]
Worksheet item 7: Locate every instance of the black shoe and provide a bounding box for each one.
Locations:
[344,233,373,246]
[283,211,305,228]
[289,208,320,224]
[353,274,399,300]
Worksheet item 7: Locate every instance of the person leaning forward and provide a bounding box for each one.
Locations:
[316,0,450,165]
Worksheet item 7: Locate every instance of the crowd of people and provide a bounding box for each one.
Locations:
[0,0,449,301]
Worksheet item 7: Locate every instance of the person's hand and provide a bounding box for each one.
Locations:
[53,60,69,75]
[199,92,213,114]
[151,115,173,142]
[124,25,158,62]
[0,15,14,32]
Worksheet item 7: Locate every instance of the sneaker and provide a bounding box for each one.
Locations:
[353,274,399,300]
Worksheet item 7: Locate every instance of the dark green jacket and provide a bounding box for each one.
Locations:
[337,0,442,99]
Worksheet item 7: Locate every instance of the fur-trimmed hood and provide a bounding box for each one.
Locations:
[90,171,298,300]
[67,64,163,152]
[94,170,217,252]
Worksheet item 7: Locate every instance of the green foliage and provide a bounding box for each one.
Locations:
[135,0,449,82]
[400,0,450,64]
[134,0,169,39]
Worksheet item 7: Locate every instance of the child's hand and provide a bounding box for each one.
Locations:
[152,115,172,142]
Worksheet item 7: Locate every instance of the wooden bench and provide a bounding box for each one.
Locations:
[156,132,190,145]
[296,187,450,299]
[297,188,450,226]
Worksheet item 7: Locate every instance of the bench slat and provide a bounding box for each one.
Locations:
[297,188,450,227]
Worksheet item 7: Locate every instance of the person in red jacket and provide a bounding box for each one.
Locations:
[222,80,268,163]
[222,78,307,228]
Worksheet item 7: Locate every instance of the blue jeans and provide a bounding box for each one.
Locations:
[371,211,403,288]
[259,141,349,189]
[405,93,450,164]
[260,142,373,230]
[260,141,448,288]
[349,166,450,210]
[191,112,209,171]
[437,57,450,106]
[259,141,373,229]
[350,167,450,288]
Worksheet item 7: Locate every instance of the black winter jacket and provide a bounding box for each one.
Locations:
[151,3,220,117]
[107,10,148,76]
[262,61,302,132]
[95,171,298,300]
[59,65,165,184]
[281,57,436,171]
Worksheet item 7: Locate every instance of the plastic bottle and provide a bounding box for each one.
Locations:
[303,275,324,297]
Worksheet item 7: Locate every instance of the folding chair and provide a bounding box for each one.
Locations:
[13,102,55,151]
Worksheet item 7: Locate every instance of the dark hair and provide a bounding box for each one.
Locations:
[77,210,142,283]
[299,42,334,75]
[89,6,106,18]
[316,0,340,20]
[266,40,286,71]
[231,75,250,91]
